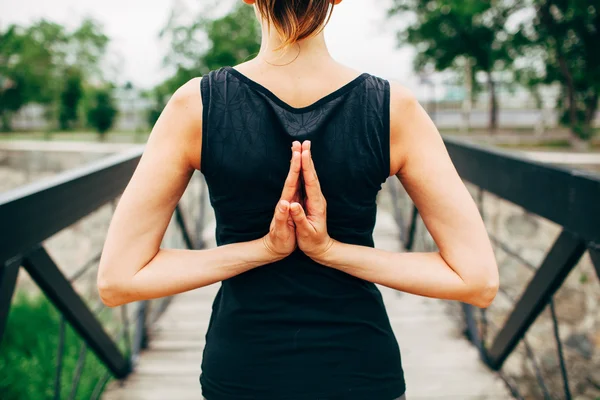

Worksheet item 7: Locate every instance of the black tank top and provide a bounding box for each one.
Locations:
[199,66,405,400]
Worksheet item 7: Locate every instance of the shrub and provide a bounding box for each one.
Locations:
[0,292,111,400]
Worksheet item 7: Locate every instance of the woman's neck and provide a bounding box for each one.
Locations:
[257,23,334,69]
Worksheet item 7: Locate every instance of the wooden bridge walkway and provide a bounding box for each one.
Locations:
[103,205,512,400]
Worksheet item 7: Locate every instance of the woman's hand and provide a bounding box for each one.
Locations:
[290,141,335,260]
[262,141,302,260]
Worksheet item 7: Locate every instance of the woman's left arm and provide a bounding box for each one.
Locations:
[97,78,297,307]
[290,82,499,308]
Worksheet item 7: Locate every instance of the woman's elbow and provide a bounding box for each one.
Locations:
[97,268,131,308]
[465,266,500,309]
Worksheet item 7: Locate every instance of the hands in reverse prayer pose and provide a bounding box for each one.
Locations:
[262,140,334,263]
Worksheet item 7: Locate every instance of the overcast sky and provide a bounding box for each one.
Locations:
[1,0,421,92]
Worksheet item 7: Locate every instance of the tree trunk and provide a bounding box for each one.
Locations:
[487,72,498,133]
[584,93,598,127]
[557,56,579,137]
[579,92,599,143]
[538,3,581,141]
[1,111,12,132]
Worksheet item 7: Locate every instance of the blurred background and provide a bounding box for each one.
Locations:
[0,0,599,399]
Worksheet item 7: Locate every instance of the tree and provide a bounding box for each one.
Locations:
[0,24,58,130]
[147,2,261,126]
[515,0,600,141]
[58,68,84,129]
[86,87,117,139]
[66,18,110,81]
[0,18,110,131]
[388,0,523,131]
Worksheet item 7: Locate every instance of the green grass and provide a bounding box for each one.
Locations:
[498,139,573,150]
[0,130,149,144]
[0,291,117,400]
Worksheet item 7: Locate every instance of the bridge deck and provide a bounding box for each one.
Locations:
[103,208,512,400]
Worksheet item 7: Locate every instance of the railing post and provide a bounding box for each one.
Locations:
[589,243,600,281]
[462,303,487,363]
[132,300,149,365]
[386,178,405,243]
[22,246,131,378]
[175,204,195,250]
[196,173,207,249]
[486,230,586,370]
[404,205,418,251]
[0,257,20,342]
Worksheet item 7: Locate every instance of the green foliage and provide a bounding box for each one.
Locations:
[86,87,118,137]
[58,68,84,130]
[0,24,57,130]
[389,0,519,72]
[388,0,523,130]
[147,2,260,126]
[515,0,600,140]
[201,4,261,71]
[389,0,600,140]
[0,18,110,131]
[0,292,109,400]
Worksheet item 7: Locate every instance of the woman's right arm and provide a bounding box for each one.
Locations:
[97,78,300,307]
[290,83,499,308]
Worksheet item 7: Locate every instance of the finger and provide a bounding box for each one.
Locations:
[301,140,311,152]
[290,202,315,235]
[301,147,323,202]
[281,150,301,200]
[292,141,301,153]
[274,200,290,234]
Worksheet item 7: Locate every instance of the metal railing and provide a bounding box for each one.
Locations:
[0,146,206,398]
[388,137,600,400]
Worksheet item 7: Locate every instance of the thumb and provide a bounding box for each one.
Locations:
[290,202,314,235]
[274,200,290,233]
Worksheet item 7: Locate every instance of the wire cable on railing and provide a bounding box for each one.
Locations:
[54,316,66,400]
[549,298,572,400]
[523,337,552,399]
[387,181,570,400]
[121,303,132,357]
[69,201,118,283]
[67,343,88,400]
[480,307,489,349]
[68,252,103,283]
[488,234,537,272]
[497,371,527,400]
[90,370,112,400]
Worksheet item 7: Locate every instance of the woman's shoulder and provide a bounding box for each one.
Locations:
[388,80,418,114]
[171,77,204,105]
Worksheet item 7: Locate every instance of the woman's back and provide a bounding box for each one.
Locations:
[199,65,405,399]
[98,2,498,399]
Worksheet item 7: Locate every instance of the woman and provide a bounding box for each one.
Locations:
[98,1,499,399]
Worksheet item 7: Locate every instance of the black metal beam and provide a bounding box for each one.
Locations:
[0,147,143,266]
[487,230,586,369]
[404,205,418,251]
[444,137,600,244]
[0,257,20,341]
[462,303,486,362]
[22,246,130,378]
[175,204,195,250]
[589,244,600,282]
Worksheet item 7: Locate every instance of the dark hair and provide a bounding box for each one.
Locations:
[254,0,335,50]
